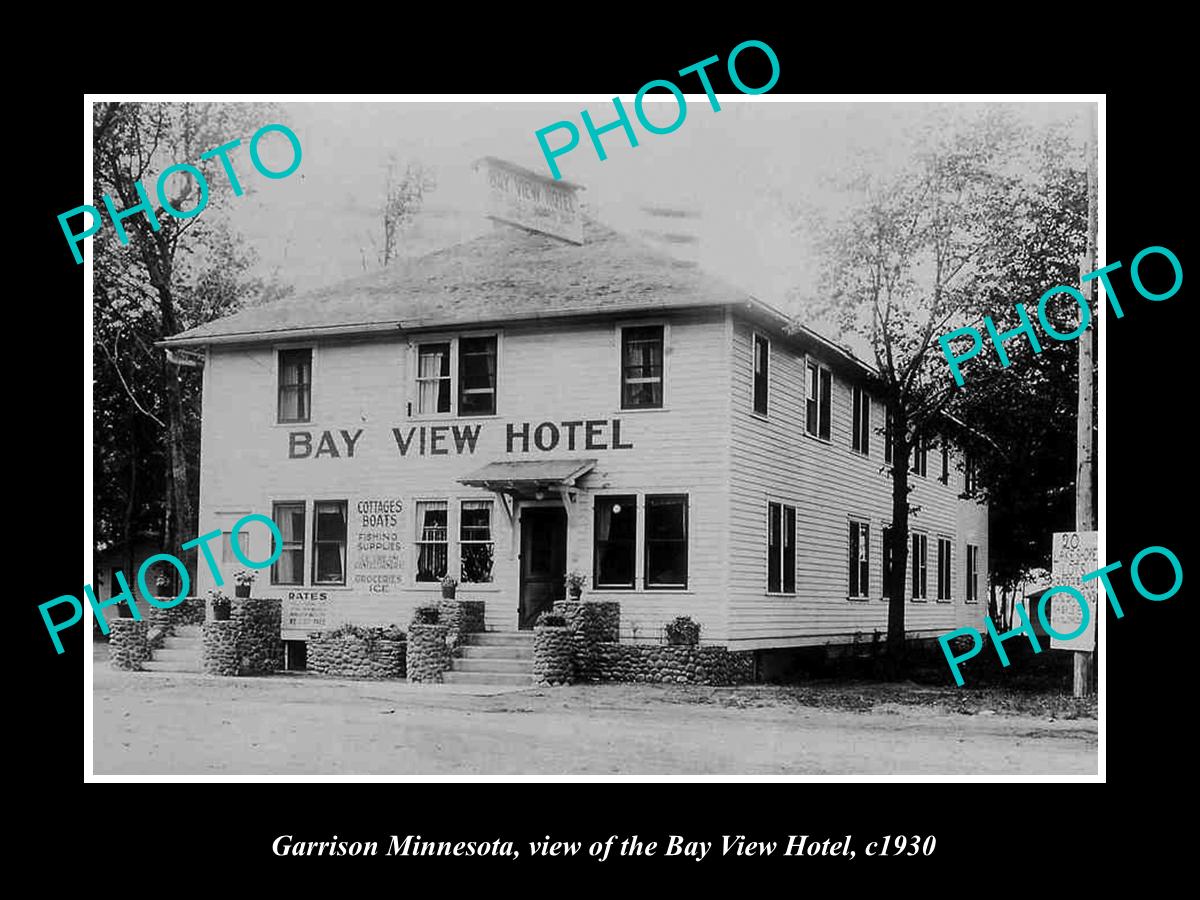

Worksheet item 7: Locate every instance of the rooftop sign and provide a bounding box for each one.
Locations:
[476,156,583,245]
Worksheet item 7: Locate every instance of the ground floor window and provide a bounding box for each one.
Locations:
[767,502,796,594]
[911,533,928,600]
[313,501,348,585]
[848,520,870,599]
[966,543,980,603]
[594,495,636,589]
[415,501,449,582]
[271,502,306,586]
[937,537,952,601]
[882,524,895,600]
[645,494,688,589]
[459,499,494,583]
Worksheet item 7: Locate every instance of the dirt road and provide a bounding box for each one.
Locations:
[92,665,1097,776]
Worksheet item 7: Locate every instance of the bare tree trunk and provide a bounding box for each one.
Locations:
[885,404,911,674]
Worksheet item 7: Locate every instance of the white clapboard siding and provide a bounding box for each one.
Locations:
[725,314,989,648]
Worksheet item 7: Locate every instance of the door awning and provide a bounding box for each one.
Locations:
[457,458,598,495]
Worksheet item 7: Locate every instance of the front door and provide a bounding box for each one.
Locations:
[519,507,567,629]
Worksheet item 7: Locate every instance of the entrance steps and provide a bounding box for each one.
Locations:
[443,631,535,686]
[142,624,203,673]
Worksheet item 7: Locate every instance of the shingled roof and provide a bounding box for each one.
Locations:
[162,218,759,347]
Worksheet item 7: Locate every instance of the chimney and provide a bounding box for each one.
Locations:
[472,156,585,245]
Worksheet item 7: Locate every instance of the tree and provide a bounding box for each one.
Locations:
[375,157,435,268]
[797,107,1087,668]
[92,102,290,576]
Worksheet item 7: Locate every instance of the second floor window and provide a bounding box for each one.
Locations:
[940,442,950,483]
[806,362,832,439]
[622,325,664,409]
[459,336,497,415]
[753,334,769,415]
[278,349,312,423]
[964,454,980,494]
[910,432,928,477]
[852,386,870,454]
[416,343,452,414]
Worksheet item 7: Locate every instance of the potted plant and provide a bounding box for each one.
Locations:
[565,570,586,600]
[440,574,458,599]
[210,589,232,622]
[154,569,173,598]
[234,569,255,598]
[665,616,701,646]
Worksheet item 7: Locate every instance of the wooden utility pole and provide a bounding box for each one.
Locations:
[1074,105,1098,698]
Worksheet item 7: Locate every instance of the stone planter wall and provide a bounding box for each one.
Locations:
[308,634,406,679]
[407,624,451,683]
[109,619,149,671]
[232,597,283,674]
[201,597,283,676]
[532,626,574,686]
[437,599,486,650]
[596,644,754,685]
[552,600,621,683]
[145,595,206,632]
[203,621,239,675]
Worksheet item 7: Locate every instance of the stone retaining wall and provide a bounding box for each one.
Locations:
[108,619,149,671]
[596,644,754,685]
[407,624,451,683]
[532,626,574,686]
[552,600,620,682]
[437,599,486,650]
[145,596,206,632]
[308,634,406,679]
[203,621,239,675]
[201,597,283,676]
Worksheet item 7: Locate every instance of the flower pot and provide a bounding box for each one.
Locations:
[441,586,456,599]
[212,602,232,622]
[568,587,583,600]
[235,585,252,598]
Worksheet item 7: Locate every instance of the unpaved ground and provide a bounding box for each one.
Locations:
[92,656,1097,776]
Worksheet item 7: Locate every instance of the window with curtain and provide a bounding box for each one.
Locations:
[277,349,311,423]
[911,533,928,600]
[767,502,796,594]
[271,502,305,585]
[621,326,664,409]
[416,343,451,414]
[594,496,636,589]
[312,501,347,585]
[937,537,952,601]
[645,495,688,589]
[415,501,448,582]
[459,336,497,415]
[460,499,494,583]
[753,334,769,415]
[849,520,870,598]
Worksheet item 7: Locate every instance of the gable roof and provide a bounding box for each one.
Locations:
[161,218,757,347]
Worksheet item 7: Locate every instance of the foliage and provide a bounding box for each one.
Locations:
[536,612,568,628]
[798,107,1089,659]
[565,570,587,594]
[92,102,293,569]
[664,616,701,646]
[440,574,458,590]
[233,569,256,587]
[324,623,405,643]
[413,606,440,625]
[369,157,436,268]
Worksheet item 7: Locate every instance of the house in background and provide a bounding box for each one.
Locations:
[160,157,988,678]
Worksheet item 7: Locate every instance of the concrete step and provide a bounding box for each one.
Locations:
[141,659,203,673]
[153,648,201,663]
[162,636,202,650]
[174,625,203,637]
[463,632,534,646]
[442,671,533,686]
[458,645,533,660]
[450,658,532,674]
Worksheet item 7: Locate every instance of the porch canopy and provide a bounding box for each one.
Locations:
[457,458,597,502]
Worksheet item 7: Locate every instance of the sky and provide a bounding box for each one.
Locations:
[226,99,1092,323]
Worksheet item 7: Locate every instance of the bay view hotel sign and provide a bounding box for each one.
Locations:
[163,156,989,662]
